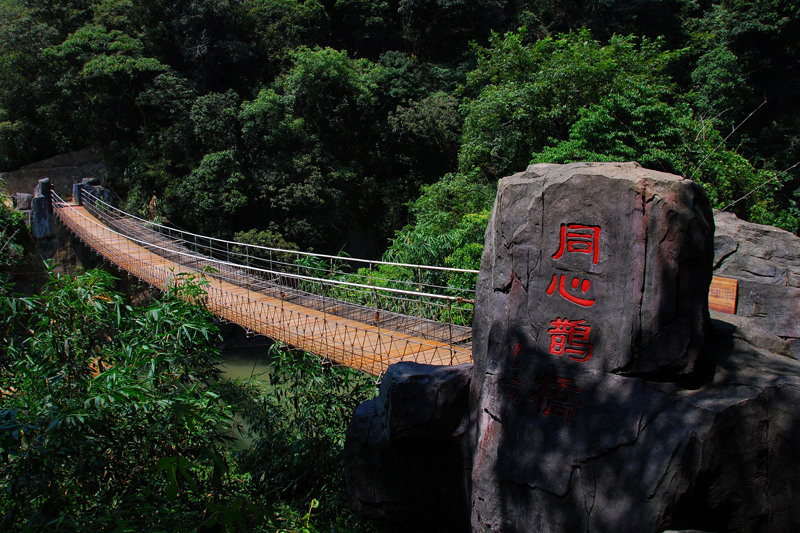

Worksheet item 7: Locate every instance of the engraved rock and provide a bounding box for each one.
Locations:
[472,161,714,379]
[345,162,800,533]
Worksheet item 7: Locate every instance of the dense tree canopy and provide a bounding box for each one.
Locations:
[1,3,800,529]
[1,0,798,258]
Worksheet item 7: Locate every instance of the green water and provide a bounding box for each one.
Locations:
[217,345,275,448]
[217,344,274,383]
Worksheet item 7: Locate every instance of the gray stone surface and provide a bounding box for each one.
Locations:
[713,209,800,287]
[473,162,714,379]
[30,178,54,239]
[709,310,794,359]
[468,320,800,533]
[713,210,800,341]
[0,144,105,199]
[465,163,798,532]
[344,363,472,532]
[13,192,33,211]
[345,162,800,533]
[736,280,800,339]
[73,182,113,206]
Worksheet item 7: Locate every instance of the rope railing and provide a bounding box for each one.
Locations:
[52,191,475,374]
[79,190,478,298]
[75,189,475,338]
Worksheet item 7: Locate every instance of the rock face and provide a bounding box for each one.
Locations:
[713,210,800,346]
[713,210,800,287]
[344,363,472,532]
[469,320,800,533]
[470,162,714,531]
[0,144,105,199]
[344,162,800,533]
[473,162,714,377]
[13,193,33,211]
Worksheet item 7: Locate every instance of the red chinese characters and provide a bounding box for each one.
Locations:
[530,376,583,423]
[552,224,600,264]
[544,222,601,362]
[547,318,592,362]
[546,274,595,307]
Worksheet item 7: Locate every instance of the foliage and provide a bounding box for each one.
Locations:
[160,45,464,250]
[235,345,377,529]
[0,194,30,276]
[459,29,681,181]
[527,64,797,232]
[1,0,800,260]
[0,265,377,532]
[0,269,236,530]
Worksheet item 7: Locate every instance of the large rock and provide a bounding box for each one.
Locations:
[13,193,33,211]
[344,363,472,532]
[344,162,800,533]
[713,209,800,287]
[473,161,714,379]
[470,162,714,530]
[713,210,800,341]
[470,316,800,532]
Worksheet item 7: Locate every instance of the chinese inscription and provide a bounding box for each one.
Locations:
[548,318,592,362]
[529,376,583,423]
[552,224,600,264]
[708,276,738,314]
[546,274,595,307]
[502,222,604,424]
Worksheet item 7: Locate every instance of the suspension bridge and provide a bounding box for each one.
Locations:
[51,189,477,376]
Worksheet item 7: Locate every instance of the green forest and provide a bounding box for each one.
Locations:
[1,0,800,530]
[2,0,799,266]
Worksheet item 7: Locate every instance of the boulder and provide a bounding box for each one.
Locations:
[344,162,800,533]
[470,317,800,532]
[472,161,714,380]
[13,192,33,211]
[713,209,800,287]
[713,210,800,342]
[344,363,472,532]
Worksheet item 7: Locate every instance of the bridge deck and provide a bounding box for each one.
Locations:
[56,204,472,375]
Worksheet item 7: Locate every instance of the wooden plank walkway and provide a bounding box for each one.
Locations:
[55,204,473,375]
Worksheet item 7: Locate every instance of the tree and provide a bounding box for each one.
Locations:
[0,264,379,531]
[529,80,798,231]
[459,29,679,181]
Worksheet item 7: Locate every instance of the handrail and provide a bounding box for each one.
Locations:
[80,189,480,274]
[52,190,475,374]
[57,191,473,303]
[61,192,472,304]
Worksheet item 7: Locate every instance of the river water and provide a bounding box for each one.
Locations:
[216,343,275,448]
[217,344,274,382]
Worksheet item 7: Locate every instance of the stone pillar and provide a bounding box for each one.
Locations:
[31,178,54,239]
[470,162,715,531]
[73,183,83,205]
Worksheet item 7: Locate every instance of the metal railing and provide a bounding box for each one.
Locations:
[52,190,477,374]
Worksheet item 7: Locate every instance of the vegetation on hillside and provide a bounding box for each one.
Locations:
[1,2,799,528]
[1,0,797,260]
